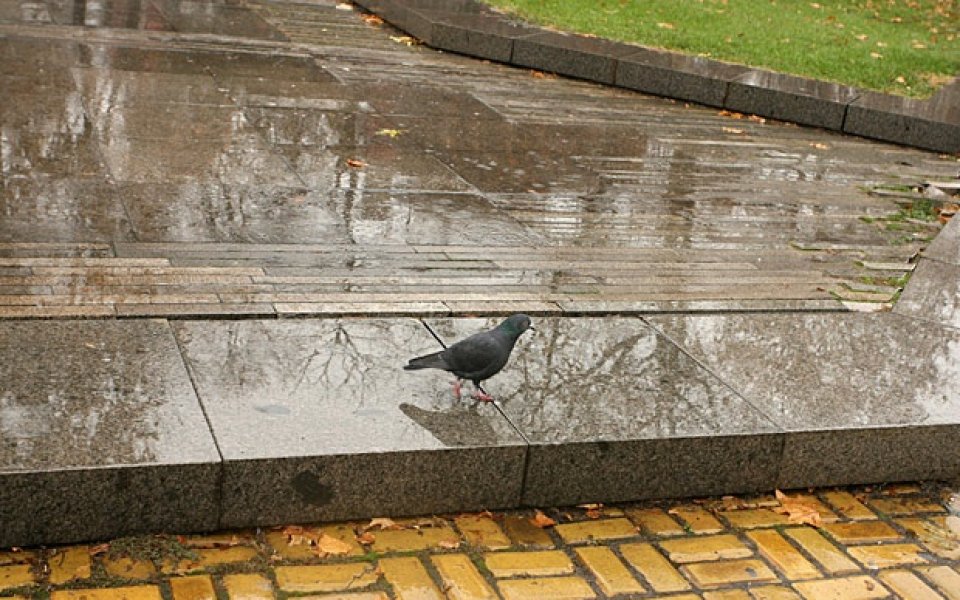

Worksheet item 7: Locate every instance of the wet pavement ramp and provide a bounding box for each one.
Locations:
[0,0,959,546]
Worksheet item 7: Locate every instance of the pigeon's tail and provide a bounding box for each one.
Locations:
[404,351,449,371]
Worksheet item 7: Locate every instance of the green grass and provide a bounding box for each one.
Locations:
[483,0,959,97]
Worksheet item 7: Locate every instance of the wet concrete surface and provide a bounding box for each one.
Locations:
[1,0,959,544]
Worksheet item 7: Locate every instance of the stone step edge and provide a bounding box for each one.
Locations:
[350,0,959,155]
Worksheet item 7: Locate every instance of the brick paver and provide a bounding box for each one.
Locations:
[2,483,959,599]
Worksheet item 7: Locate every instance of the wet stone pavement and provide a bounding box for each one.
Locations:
[2,0,960,595]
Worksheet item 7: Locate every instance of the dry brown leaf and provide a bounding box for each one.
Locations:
[530,509,556,528]
[437,539,460,550]
[88,543,109,557]
[722,127,745,134]
[747,115,766,124]
[360,13,383,26]
[578,503,604,519]
[366,517,402,531]
[356,531,376,545]
[316,533,353,556]
[346,158,366,168]
[870,52,883,59]
[773,490,823,527]
[657,22,676,29]
[810,142,830,150]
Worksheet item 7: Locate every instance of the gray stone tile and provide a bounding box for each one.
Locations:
[617,49,748,108]
[845,90,960,154]
[725,70,860,130]
[513,31,640,84]
[173,319,526,525]
[0,320,220,547]
[924,210,960,265]
[646,313,960,487]
[894,259,960,329]
[154,0,287,40]
[198,50,332,81]
[118,183,349,243]
[76,45,208,74]
[0,177,134,242]
[425,316,781,506]
[334,191,539,246]
[72,68,232,106]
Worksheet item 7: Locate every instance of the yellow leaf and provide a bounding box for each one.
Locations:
[376,128,403,138]
[895,76,907,84]
[657,22,675,29]
[870,52,883,59]
[855,33,869,41]
[316,533,353,556]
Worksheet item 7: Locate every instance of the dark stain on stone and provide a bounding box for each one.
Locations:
[291,470,334,506]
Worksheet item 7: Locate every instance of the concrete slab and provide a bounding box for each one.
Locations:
[172,319,526,526]
[924,212,960,266]
[513,31,640,84]
[646,313,960,487]
[0,319,221,547]
[617,49,748,108]
[425,317,782,506]
[895,259,960,330]
[845,90,960,154]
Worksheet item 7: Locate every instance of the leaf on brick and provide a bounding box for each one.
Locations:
[773,490,823,527]
[316,533,353,556]
[578,503,604,519]
[366,517,403,531]
[356,531,376,545]
[531,509,556,528]
[437,539,461,550]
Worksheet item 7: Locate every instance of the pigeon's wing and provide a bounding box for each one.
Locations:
[443,331,506,380]
[404,349,451,371]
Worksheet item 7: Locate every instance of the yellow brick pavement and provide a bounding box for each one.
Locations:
[2,483,960,599]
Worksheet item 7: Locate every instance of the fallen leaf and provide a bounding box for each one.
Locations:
[870,52,883,59]
[346,158,366,168]
[316,533,353,556]
[895,76,907,84]
[722,127,744,134]
[747,114,766,124]
[809,2,821,8]
[855,33,869,41]
[719,109,745,119]
[390,35,417,46]
[437,539,460,550]
[376,128,403,138]
[335,2,352,10]
[360,13,383,25]
[773,490,823,527]
[912,42,927,49]
[530,509,556,528]
[88,543,109,557]
[810,142,830,149]
[356,531,376,545]
[366,517,402,531]
[657,22,675,29]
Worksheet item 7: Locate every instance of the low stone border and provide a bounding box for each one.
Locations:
[352,0,959,154]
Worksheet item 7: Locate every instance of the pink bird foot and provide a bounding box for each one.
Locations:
[452,379,463,400]
[471,390,495,403]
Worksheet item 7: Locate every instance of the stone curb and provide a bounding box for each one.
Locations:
[352,0,959,154]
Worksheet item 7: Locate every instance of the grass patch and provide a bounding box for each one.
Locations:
[483,0,958,97]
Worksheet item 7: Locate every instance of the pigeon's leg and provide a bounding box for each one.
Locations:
[452,378,463,400]
[471,382,495,403]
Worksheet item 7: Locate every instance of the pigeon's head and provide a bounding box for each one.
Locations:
[500,313,534,338]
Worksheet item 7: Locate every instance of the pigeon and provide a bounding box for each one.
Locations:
[404,314,534,402]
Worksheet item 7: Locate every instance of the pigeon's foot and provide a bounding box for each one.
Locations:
[471,390,495,403]
[452,379,463,400]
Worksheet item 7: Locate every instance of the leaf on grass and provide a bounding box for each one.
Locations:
[346,158,366,168]
[530,509,556,528]
[855,33,869,41]
[809,2,822,8]
[366,517,403,531]
[870,52,883,59]
[722,127,744,134]
[316,534,353,556]
[773,489,823,527]
[657,22,675,29]
[895,76,907,84]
